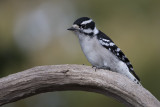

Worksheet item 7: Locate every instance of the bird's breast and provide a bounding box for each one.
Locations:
[78,34,120,69]
[78,36,105,66]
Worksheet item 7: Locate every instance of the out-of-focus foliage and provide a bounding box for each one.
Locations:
[1,0,160,107]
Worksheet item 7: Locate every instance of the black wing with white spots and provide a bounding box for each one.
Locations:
[97,31,140,81]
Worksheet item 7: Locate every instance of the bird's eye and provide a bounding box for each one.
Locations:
[81,24,86,29]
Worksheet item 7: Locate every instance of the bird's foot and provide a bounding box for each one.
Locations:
[92,66,97,71]
[92,66,111,71]
[98,66,111,70]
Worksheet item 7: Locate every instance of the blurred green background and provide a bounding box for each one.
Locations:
[1,0,160,107]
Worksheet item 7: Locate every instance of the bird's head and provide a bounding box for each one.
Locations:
[67,17,99,36]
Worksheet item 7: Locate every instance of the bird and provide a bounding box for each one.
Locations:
[67,17,140,85]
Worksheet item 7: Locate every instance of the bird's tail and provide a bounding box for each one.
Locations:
[126,71,141,86]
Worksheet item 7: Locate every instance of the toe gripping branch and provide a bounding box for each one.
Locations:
[92,66,111,71]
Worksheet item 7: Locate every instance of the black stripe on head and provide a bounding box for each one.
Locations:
[85,21,95,30]
[73,17,90,26]
[73,17,96,37]
[74,17,95,30]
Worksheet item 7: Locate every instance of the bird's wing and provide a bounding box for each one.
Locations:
[97,31,140,81]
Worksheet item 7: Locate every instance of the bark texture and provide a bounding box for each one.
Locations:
[0,64,159,107]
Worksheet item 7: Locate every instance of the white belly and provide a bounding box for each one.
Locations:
[78,35,119,69]
[77,33,139,83]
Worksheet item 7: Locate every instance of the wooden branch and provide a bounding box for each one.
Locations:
[0,64,159,107]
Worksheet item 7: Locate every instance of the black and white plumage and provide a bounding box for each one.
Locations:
[68,17,140,84]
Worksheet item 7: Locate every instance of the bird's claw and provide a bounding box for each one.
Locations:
[92,66,111,71]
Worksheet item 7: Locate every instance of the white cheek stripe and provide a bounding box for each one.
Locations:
[81,19,93,25]
[83,28,93,33]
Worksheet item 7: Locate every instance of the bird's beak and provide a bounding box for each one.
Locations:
[67,27,76,31]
